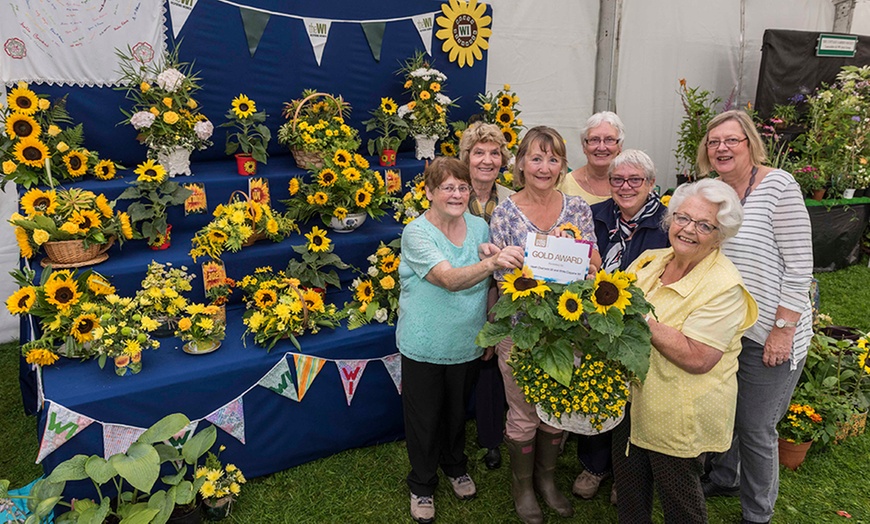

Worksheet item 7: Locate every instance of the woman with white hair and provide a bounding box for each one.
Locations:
[558,111,625,204]
[612,178,758,524]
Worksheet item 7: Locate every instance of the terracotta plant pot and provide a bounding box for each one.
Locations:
[379,149,396,167]
[811,188,826,201]
[235,153,257,175]
[778,438,812,470]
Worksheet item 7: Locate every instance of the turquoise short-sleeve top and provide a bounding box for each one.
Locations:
[396,212,490,364]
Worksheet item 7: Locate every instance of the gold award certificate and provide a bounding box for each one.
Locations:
[524,233,593,284]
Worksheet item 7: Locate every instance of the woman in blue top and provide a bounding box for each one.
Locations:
[398,157,523,524]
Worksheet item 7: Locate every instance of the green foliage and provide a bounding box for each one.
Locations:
[674,79,723,179]
[285,228,350,290]
[362,97,409,155]
[118,170,191,245]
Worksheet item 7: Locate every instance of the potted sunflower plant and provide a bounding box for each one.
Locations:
[285,226,350,293]
[118,159,192,249]
[219,94,271,175]
[343,238,401,329]
[476,265,653,434]
[362,96,408,166]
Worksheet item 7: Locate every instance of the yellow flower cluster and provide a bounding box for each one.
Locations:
[277,91,361,154]
[393,175,430,224]
[174,302,225,344]
[196,457,246,501]
[778,403,824,443]
[344,240,402,329]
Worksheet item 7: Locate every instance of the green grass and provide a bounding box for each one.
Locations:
[3,260,870,523]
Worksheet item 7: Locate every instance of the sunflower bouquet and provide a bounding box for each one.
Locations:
[116,45,214,158]
[118,159,192,246]
[189,194,298,262]
[285,226,350,290]
[7,267,118,364]
[133,261,196,329]
[1,82,122,189]
[10,187,134,260]
[397,52,453,140]
[391,173,429,225]
[475,84,524,155]
[777,403,824,443]
[90,294,161,375]
[282,150,391,226]
[219,94,271,164]
[476,266,653,432]
[277,89,360,160]
[237,266,344,350]
[344,238,402,330]
[362,96,409,158]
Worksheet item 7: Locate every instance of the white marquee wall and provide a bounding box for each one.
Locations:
[0,1,849,342]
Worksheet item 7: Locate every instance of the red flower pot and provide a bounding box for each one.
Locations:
[235,153,258,175]
[379,149,396,167]
[150,224,172,250]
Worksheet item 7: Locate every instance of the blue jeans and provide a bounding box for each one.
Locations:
[708,337,805,522]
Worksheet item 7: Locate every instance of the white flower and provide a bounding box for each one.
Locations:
[407,209,420,218]
[367,266,379,277]
[435,94,451,106]
[374,308,388,323]
[351,278,361,289]
[194,120,214,140]
[130,111,156,129]
[157,68,185,92]
[367,254,378,264]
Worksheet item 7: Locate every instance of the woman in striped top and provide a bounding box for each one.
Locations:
[698,110,813,524]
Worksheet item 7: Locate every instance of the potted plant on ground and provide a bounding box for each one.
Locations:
[197,445,246,520]
[362,97,408,166]
[673,78,724,183]
[792,164,828,200]
[776,402,824,470]
[119,159,192,248]
[219,94,271,175]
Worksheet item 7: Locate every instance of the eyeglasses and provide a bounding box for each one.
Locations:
[609,177,646,188]
[705,137,748,149]
[584,137,620,146]
[437,184,471,194]
[672,212,718,235]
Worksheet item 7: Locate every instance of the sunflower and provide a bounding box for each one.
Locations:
[342,167,361,182]
[317,168,338,186]
[20,188,58,217]
[93,159,117,180]
[496,107,515,127]
[14,137,49,168]
[24,348,59,367]
[557,222,582,239]
[70,209,102,231]
[500,266,551,300]
[590,271,632,314]
[44,275,82,311]
[119,212,134,239]
[63,150,89,177]
[380,255,400,274]
[289,178,301,195]
[355,189,372,208]
[70,313,99,343]
[312,192,329,206]
[6,286,37,314]
[333,149,352,167]
[440,142,457,157]
[353,154,370,169]
[302,289,326,313]
[501,127,518,149]
[15,227,34,258]
[5,113,41,139]
[355,280,375,303]
[231,94,256,119]
[87,274,115,295]
[94,194,113,218]
[333,206,348,220]
[380,97,398,115]
[254,289,278,309]
[557,290,583,321]
[435,0,492,67]
[661,195,671,207]
[305,226,331,253]
[7,84,39,115]
[134,159,167,184]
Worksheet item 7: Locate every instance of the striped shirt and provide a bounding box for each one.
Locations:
[721,169,813,368]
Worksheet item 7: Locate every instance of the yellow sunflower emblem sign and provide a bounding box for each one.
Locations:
[435,0,492,68]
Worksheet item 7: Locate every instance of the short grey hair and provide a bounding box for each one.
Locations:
[664,178,743,240]
[580,111,626,143]
[608,149,656,182]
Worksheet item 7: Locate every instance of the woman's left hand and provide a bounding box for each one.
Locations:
[763,328,794,367]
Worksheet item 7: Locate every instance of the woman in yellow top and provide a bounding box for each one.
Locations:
[557,111,624,204]
[612,178,758,524]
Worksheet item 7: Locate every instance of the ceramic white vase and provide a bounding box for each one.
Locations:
[414,134,438,160]
[329,212,367,233]
[156,146,193,177]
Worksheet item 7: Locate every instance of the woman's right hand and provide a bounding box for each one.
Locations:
[489,245,524,270]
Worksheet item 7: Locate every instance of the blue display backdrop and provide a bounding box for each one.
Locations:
[26,0,488,165]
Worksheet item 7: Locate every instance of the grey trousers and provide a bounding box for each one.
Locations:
[707,337,805,523]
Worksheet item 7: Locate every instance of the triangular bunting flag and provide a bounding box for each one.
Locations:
[168,0,199,39]
[37,402,95,463]
[239,7,271,58]
[411,13,437,55]
[293,354,326,401]
[258,357,298,401]
[335,360,369,406]
[381,353,402,395]
[361,23,386,62]
[102,424,147,459]
[164,421,200,454]
[206,398,246,444]
[302,17,332,66]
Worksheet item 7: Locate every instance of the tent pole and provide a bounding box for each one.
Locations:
[593,0,623,113]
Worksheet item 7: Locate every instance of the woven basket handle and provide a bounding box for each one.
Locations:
[98,236,116,255]
[227,190,260,225]
[286,281,309,327]
[291,92,341,133]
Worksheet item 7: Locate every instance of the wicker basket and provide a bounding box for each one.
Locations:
[43,238,115,267]
[227,190,267,247]
[833,410,868,444]
[285,92,342,170]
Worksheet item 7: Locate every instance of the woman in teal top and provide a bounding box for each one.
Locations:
[398,157,523,524]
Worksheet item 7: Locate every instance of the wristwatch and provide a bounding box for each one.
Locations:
[775,318,798,328]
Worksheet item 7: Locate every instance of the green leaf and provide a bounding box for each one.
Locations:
[137,414,190,444]
[527,301,556,326]
[147,489,175,524]
[588,307,625,337]
[85,455,116,485]
[181,424,216,465]
[47,454,89,482]
[476,322,510,348]
[603,321,651,382]
[34,496,62,518]
[512,323,543,350]
[117,507,160,524]
[533,338,575,386]
[173,480,196,506]
[110,442,161,493]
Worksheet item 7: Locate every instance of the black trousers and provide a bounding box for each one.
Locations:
[402,354,477,496]
[612,405,708,524]
[474,354,506,449]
